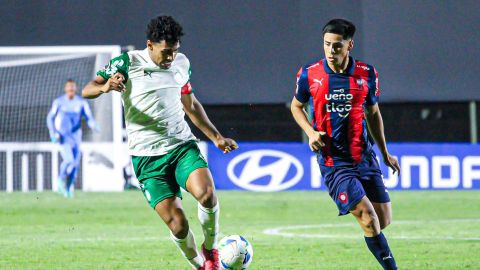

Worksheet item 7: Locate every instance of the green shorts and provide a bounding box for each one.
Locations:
[131,140,208,209]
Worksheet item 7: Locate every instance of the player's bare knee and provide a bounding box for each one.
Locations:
[197,186,217,208]
[364,211,380,234]
[361,210,380,234]
[380,216,392,230]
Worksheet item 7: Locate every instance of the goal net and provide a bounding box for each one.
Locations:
[0,46,128,192]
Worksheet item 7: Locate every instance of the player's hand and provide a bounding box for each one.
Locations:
[308,131,326,152]
[50,133,62,143]
[101,73,126,93]
[92,124,101,133]
[383,153,401,176]
[215,137,238,154]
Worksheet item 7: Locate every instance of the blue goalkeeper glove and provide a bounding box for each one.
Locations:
[50,133,62,143]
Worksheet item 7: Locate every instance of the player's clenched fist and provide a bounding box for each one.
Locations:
[215,137,239,154]
[308,130,326,152]
[101,73,126,93]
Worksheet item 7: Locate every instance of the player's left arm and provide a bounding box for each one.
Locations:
[365,106,401,176]
[181,92,238,154]
[81,100,100,132]
[365,67,400,175]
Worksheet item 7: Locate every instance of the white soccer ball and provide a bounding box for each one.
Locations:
[217,235,253,270]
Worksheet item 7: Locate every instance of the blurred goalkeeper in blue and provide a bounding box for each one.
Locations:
[46,79,99,197]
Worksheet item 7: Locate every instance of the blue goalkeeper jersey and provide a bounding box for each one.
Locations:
[46,95,96,145]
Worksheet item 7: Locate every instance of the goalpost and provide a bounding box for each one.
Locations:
[0,46,128,192]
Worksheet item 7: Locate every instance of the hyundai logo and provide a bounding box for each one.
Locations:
[227,149,304,192]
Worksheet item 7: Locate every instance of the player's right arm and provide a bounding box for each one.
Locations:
[290,67,325,152]
[82,74,125,99]
[46,99,60,142]
[82,52,130,99]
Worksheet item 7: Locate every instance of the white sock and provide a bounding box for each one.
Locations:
[170,230,205,268]
[198,202,220,250]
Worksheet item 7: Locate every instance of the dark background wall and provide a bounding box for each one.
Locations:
[2,0,479,105]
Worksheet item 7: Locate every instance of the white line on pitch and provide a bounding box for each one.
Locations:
[263,218,480,241]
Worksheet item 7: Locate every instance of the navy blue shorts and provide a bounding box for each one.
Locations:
[358,151,390,204]
[321,152,390,216]
[321,166,365,216]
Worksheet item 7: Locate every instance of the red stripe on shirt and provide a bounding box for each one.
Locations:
[348,70,368,164]
[181,82,193,95]
[308,61,334,166]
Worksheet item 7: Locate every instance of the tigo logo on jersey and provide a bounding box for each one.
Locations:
[325,89,353,118]
[227,150,304,191]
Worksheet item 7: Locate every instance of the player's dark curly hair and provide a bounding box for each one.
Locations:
[146,15,184,44]
[323,18,356,40]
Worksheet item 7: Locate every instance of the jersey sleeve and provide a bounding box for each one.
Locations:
[366,67,380,106]
[81,99,98,130]
[294,67,311,103]
[46,99,59,137]
[181,66,194,95]
[96,52,130,82]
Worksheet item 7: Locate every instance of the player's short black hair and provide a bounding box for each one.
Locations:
[146,15,184,44]
[322,18,356,40]
[65,79,75,83]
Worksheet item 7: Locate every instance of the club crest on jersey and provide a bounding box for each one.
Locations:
[338,192,348,204]
[357,78,364,86]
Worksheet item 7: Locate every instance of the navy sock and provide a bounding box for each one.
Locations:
[364,232,397,270]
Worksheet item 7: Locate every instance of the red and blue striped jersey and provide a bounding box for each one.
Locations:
[295,56,380,167]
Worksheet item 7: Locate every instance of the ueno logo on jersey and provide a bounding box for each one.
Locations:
[325,89,353,117]
[227,150,304,191]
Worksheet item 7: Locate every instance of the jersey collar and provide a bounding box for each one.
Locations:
[323,56,355,75]
[142,48,157,66]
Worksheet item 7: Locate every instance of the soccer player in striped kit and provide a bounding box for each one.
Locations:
[47,79,99,197]
[291,19,400,269]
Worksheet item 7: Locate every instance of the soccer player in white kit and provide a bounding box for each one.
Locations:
[82,15,238,270]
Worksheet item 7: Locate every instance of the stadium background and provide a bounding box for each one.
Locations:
[1,1,480,269]
[2,0,479,143]
[0,0,480,142]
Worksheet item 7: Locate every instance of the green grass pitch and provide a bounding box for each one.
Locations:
[1,190,479,269]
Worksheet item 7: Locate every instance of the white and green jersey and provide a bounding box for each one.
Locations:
[97,49,196,156]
